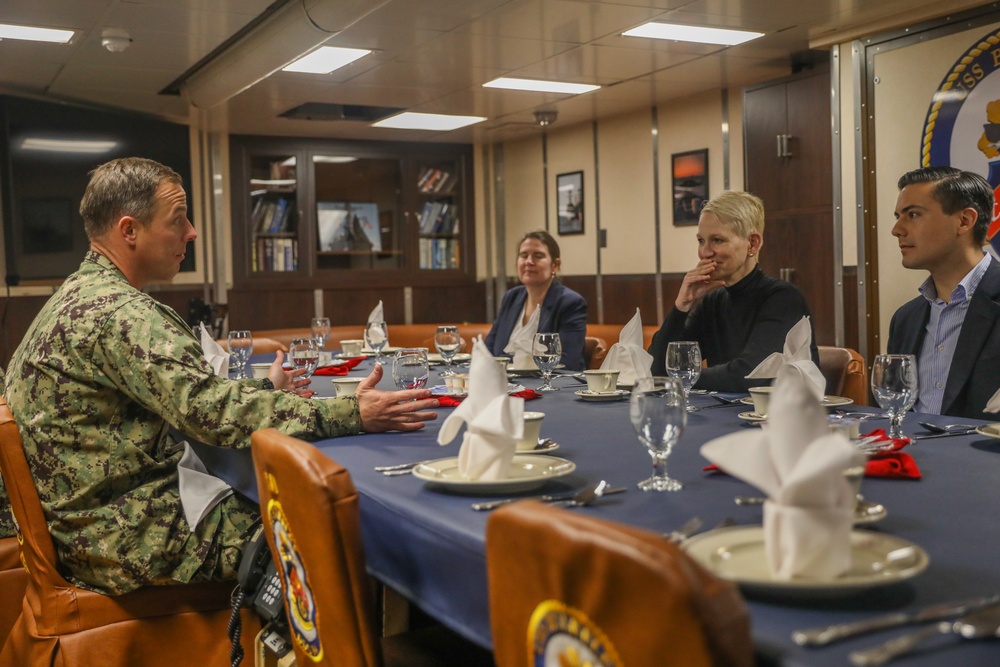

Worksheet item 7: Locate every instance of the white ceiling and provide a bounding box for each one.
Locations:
[0,0,989,144]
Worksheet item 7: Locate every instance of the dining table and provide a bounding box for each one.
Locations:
[225,353,1000,666]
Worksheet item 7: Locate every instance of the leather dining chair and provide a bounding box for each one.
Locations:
[250,428,495,667]
[0,397,259,667]
[818,346,868,406]
[216,336,289,354]
[0,533,27,650]
[584,336,608,369]
[486,501,753,667]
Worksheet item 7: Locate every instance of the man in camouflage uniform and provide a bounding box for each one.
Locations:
[3,157,438,595]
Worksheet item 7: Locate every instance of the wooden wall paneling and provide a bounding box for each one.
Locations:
[558,277,597,321]
[146,288,209,324]
[321,288,406,325]
[227,288,316,330]
[410,284,486,324]
[0,295,51,367]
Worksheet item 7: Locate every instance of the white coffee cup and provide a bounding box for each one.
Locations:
[318,350,333,364]
[516,411,545,451]
[251,363,271,379]
[748,385,773,417]
[331,377,363,396]
[829,416,861,440]
[584,369,619,394]
[340,339,365,357]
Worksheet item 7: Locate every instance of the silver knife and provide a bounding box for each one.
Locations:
[792,594,1000,646]
[911,429,977,440]
[470,487,625,511]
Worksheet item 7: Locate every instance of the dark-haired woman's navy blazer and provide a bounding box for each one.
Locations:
[484,280,588,371]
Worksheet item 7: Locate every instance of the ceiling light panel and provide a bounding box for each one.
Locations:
[622,22,763,46]
[373,112,486,131]
[484,77,599,95]
[0,23,74,43]
[282,46,371,74]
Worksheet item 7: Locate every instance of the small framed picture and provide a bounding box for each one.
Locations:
[556,171,584,235]
[671,149,709,226]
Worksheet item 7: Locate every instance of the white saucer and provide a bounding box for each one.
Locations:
[574,389,629,402]
[683,525,928,598]
[428,353,472,364]
[975,423,1000,439]
[740,395,853,408]
[737,411,767,422]
[412,455,576,494]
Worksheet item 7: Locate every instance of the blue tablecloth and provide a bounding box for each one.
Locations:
[231,357,1000,666]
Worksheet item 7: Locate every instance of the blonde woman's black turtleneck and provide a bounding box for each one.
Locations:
[648,267,819,392]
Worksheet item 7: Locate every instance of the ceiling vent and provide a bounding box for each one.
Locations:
[279,102,404,122]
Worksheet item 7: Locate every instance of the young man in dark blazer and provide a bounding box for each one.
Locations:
[887,166,1000,419]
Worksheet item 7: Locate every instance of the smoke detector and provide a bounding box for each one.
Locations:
[101,28,132,53]
[534,110,557,127]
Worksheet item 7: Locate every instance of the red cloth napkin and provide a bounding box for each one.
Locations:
[702,429,921,480]
[435,389,542,408]
[312,357,365,376]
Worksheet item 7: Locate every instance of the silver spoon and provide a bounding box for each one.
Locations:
[470,480,623,511]
[917,421,977,434]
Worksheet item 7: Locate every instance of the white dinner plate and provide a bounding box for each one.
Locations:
[574,389,629,402]
[975,423,1000,439]
[683,525,928,598]
[428,353,472,364]
[362,346,400,354]
[412,455,575,494]
[737,411,767,422]
[336,352,370,360]
[740,395,853,408]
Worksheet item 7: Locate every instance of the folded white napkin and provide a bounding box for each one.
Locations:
[746,316,825,400]
[438,337,525,480]
[177,442,234,532]
[985,386,1000,413]
[600,308,652,386]
[503,307,540,370]
[701,366,865,579]
[366,300,387,346]
[199,322,229,377]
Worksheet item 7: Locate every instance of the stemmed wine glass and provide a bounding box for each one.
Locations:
[310,317,331,351]
[532,333,562,392]
[392,348,429,390]
[630,376,687,491]
[289,337,320,380]
[365,320,389,363]
[871,354,918,439]
[227,330,253,379]
[665,341,702,411]
[434,325,461,377]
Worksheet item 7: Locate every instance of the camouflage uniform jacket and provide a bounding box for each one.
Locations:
[4,251,360,594]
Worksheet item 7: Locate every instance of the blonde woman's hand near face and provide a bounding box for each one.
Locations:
[675,259,726,312]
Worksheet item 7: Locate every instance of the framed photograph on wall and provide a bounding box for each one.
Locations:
[671,149,708,226]
[556,171,584,235]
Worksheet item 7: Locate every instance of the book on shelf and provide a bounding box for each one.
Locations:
[418,238,460,270]
[417,167,455,194]
[253,237,298,272]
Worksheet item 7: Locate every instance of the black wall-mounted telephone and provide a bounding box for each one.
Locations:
[238,525,285,623]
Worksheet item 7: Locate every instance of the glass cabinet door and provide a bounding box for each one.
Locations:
[313,154,403,270]
[248,154,298,273]
[416,160,461,270]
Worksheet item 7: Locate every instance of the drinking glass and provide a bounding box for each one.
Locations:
[871,354,918,439]
[227,330,253,379]
[310,317,331,350]
[630,376,687,491]
[434,325,461,377]
[665,341,702,410]
[532,333,562,392]
[288,337,320,380]
[365,320,389,362]
[392,348,429,391]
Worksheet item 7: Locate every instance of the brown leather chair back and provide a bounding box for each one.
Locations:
[251,428,382,667]
[818,346,868,406]
[0,397,258,666]
[584,336,608,369]
[0,534,27,650]
[487,501,753,667]
[216,336,289,354]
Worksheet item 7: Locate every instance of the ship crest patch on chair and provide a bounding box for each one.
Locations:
[269,498,323,661]
[528,600,622,667]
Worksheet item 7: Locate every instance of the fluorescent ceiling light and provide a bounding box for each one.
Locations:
[21,138,117,154]
[622,22,763,46]
[250,178,297,187]
[313,156,358,163]
[282,46,371,74]
[0,23,74,43]
[373,112,486,131]
[484,77,599,95]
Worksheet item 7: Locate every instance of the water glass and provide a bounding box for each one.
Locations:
[434,325,461,377]
[365,320,389,362]
[310,317,331,350]
[630,376,686,491]
[532,333,562,392]
[392,348,429,391]
[665,341,702,410]
[228,330,253,379]
[289,337,320,380]
[871,354,918,439]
